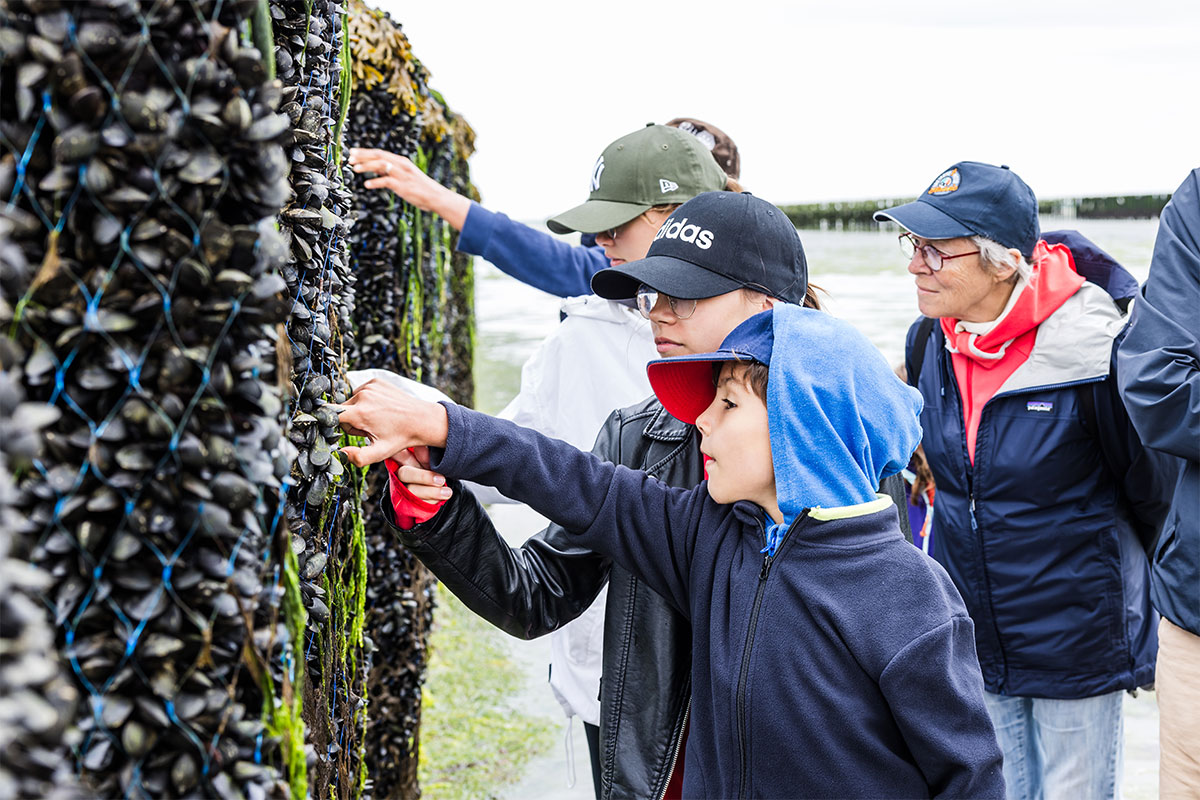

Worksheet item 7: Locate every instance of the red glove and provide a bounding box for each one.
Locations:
[385,455,446,530]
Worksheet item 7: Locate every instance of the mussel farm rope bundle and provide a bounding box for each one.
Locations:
[344,3,476,796]
[0,0,298,796]
[0,331,80,799]
[343,79,433,800]
[269,0,371,797]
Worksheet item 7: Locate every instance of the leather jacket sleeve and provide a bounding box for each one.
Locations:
[384,411,622,640]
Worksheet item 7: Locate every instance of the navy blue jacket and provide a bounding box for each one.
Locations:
[430,403,1004,799]
[1118,170,1200,636]
[905,238,1171,699]
[457,201,606,297]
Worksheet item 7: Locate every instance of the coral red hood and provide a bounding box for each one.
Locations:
[940,241,1086,366]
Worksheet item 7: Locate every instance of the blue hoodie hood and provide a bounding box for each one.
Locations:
[767,306,924,552]
[648,306,925,554]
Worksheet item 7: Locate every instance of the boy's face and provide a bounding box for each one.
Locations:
[695,364,779,519]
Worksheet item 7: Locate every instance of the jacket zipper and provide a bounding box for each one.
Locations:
[656,700,690,800]
[736,516,799,799]
[963,358,980,533]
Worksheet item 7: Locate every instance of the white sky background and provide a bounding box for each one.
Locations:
[371,0,1198,221]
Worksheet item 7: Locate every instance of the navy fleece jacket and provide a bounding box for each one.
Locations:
[427,400,1003,798]
[1119,169,1200,636]
[457,201,607,297]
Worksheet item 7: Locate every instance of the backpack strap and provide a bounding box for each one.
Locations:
[907,316,937,387]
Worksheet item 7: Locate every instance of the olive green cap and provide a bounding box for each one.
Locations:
[547,124,728,235]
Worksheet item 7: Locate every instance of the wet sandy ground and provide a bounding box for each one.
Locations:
[482,505,1161,800]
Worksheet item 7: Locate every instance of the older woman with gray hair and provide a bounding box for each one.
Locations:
[876,161,1170,800]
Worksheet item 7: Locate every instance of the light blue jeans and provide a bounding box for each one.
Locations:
[983,690,1124,800]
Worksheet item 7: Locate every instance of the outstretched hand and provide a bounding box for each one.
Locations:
[347,148,471,231]
[337,379,450,467]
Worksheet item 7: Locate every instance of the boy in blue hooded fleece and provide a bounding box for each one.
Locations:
[339,305,1004,799]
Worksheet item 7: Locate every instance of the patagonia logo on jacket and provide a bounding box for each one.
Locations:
[653,216,715,250]
[1026,401,1054,413]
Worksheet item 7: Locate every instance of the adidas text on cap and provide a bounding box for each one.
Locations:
[546,124,728,235]
[590,192,809,305]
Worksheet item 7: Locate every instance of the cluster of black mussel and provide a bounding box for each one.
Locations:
[344,81,417,377]
[268,0,373,794]
[0,0,480,795]
[343,77,438,795]
[0,0,298,797]
[0,271,79,799]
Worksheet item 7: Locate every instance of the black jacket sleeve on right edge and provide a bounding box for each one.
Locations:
[381,411,623,640]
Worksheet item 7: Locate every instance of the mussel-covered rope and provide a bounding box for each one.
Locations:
[1,0,296,796]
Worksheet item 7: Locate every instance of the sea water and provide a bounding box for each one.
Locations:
[475,216,1159,414]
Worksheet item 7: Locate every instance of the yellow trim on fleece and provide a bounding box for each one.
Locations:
[808,494,893,521]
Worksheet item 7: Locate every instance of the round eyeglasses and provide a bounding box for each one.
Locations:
[899,232,979,272]
[635,285,698,320]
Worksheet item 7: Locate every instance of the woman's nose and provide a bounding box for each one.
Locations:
[907,250,931,275]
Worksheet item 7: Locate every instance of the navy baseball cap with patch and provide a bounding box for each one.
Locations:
[590,192,808,304]
[873,161,1040,259]
[646,308,773,424]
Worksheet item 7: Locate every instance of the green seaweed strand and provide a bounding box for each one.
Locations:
[332,10,353,166]
[402,147,430,377]
[431,217,450,354]
[249,0,277,79]
[264,524,309,800]
[406,202,425,378]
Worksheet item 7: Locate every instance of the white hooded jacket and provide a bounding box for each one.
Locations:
[490,293,656,725]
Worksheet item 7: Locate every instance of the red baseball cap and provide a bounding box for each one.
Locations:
[647,309,774,424]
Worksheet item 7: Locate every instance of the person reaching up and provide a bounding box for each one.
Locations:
[348,118,740,298]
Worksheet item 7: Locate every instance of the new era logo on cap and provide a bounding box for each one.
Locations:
[659,178,679,193]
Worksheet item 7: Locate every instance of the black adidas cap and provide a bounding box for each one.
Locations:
[590,192,808,304]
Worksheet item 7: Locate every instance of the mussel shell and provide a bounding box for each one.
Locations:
[76,21,123,56]
[245,113,289,142]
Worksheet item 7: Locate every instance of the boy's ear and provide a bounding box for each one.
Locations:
[761,296,777,310]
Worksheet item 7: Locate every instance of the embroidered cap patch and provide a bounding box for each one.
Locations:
[928,168,961,195]
[1027,401,1054,413]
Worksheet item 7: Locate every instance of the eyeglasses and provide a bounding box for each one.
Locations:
[636,285,698,320]
[899,233,980,272]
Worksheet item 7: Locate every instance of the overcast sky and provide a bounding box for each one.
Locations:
[372,0,1198,221]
